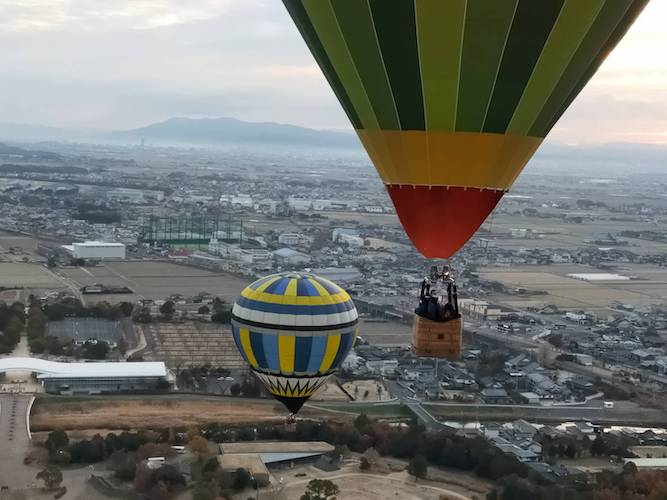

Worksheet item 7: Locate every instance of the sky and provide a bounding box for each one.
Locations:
[0,0,665,145]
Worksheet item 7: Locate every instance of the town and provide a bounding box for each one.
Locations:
[0,139,667,499]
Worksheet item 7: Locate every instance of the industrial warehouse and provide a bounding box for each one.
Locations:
[60,240,126,260]
[0,358,170,394]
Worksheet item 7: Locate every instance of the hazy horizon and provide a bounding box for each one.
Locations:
[0,1,665,146]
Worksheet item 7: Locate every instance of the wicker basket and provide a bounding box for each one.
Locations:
[412,315,462,359]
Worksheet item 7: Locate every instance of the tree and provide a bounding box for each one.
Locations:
[46,430,69,455]
[83,341,109,360]
[198,305,210,315]
[211,309,232,324]
[241,378,261,398]
[119,302,134,317]
[153,464,186,492]
[591,435,608,457]
[160,300,175,319]
[188,435,210,456]
[132,307,152,324]
[117,337,127,355]
[354,414,371,430]
[547,333,563,350]
[36,466,63,490]
[232,468,252,491]
[408,454,428,481]
[134,463,153,493]
[300,479,340,500]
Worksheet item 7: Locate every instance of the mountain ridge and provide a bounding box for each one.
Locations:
[107,116,358,148]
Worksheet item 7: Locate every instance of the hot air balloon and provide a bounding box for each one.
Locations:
[283,0,648,258]
[231,272,358,415]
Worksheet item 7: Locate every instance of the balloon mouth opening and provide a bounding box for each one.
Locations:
[386,185,504,259]
[274,395,307,414]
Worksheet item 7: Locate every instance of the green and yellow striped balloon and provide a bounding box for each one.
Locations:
[283,0,648,257]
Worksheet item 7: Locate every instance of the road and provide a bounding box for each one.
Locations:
[384,380,451,431]
[0,394,36,490]
[382,380,667,427]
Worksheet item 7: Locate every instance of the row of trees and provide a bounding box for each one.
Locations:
[40,297,134,322]
[45,429,155,465]
[0,300,25,353]
[134,298,231,324]
[27,297,128,358]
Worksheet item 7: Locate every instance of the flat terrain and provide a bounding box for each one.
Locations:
[359,319,412,346]
[482,212,667,256]
[276,463,484,500]
[0,262,61,289]
[29,396,337,431]
[57,260,250,303]
[479,263,667,313]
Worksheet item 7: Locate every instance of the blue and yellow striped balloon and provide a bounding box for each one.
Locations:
[231,272,358,414]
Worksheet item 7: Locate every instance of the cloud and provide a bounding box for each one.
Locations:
[0,0,233,31]
[0,0,663,142]
[550,94,667,145]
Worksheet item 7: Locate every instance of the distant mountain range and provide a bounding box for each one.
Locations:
[0,117,359,149]
[107,117,358,149]
[0,117,665,174]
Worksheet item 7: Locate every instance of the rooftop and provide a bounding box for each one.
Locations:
[0,357,167,379]
[73,241,125,248]
[217,453,269,475]
[219,441,334,455]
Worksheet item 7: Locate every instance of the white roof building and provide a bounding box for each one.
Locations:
[0,358,167,379]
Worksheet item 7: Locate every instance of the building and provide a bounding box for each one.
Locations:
[278,233,310,246]
[623,458,667,470]
[218,441,335,483]
[310,267,363,284]
[208,238,271,268]
[0,358,170,395]
[481,388,512,404]
[332,228,364,247]
[272,248,312,266]
[62,241,126,260]
[217,454,270,486]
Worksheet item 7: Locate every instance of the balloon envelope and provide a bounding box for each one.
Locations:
[283,0,648,257]
[231,272,358,414]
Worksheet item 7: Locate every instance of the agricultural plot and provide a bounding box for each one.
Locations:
[141,321,245,369]
[479,263,667,313]
[0,262,62,288]
[59,260,250,303]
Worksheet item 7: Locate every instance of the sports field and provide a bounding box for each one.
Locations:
[47,318,123,345]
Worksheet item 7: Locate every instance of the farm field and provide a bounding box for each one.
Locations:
[57,260,250,303]
[479,263,667,314]
[139,321,245,368]
[0,262,62,288]
[29,396,340,431]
